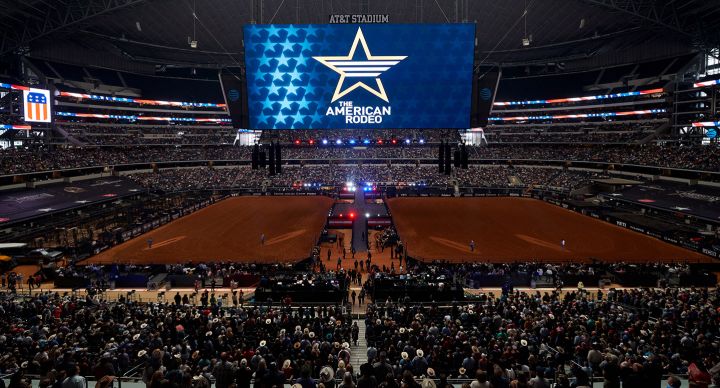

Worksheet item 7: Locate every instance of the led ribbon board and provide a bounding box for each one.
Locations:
[243,24,475,129]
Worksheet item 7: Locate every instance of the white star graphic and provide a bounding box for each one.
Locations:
[313,27,407,103]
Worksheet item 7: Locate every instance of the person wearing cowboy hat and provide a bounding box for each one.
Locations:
[319,366,335,388]
[397,351,410,372]
[236,359,252,388]
[458,368,468,379]
[412,349,428,377]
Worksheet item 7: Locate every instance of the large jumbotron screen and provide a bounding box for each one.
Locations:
[243,23,475,129]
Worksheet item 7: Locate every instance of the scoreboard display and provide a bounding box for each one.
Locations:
[243,23,475,129]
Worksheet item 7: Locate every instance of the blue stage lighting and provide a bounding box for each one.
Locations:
[322,139,328,145]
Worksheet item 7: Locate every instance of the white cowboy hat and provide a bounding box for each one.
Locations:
[260,340,267,347]
[401,352,409,360]
[133,334,141,341]
[137,350,147,358]
[309,332,315,338]
[520,339,528,347]
[417,349,424,357]
[342,342,350,349]
[426,368,435,377]
[205,331,213,337]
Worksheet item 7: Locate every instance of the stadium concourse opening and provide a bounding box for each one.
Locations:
[87,196,334,264]
[388,197,713,263]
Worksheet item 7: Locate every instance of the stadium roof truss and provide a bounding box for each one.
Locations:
[582,0,720,50]
[0,0,719,68]
[0,0,148,56]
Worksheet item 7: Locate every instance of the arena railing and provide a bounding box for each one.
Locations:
[2,372,691,388]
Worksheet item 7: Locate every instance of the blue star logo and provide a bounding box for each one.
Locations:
[271,68,286,82]
[262,98,277,111]
[292,112,305,126]
[268,83,283,97]
[275,111,288,128]
[288,68,303,81]
[305,25,319,38]
[279,99,294,111]
[277,54,291,67]
[281,41,297,53]
[266,25,282,38]
[286,25,301,38]
[310,111,323,125]
[285,84,300,96]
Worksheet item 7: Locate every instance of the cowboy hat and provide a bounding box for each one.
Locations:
[401,352,409,360]
[137,350,147,358]
[459,368,466,375]
[320,366,335,382]
[426,368,435,377]
[521,339,528,347]
[417,349,424,357]
[259,340,267,347]
[342,342,350,349]
[133,334,141,341]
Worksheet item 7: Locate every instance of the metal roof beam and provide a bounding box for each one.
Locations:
[0,0,147,56]
[581,0,690,37]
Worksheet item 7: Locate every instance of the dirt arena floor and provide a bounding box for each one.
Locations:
[387,197,712,263]
[87,196,334,264]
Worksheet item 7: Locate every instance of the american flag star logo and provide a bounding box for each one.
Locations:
[25,91,49,122]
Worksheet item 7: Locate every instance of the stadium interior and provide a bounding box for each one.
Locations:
[0,1,719,388]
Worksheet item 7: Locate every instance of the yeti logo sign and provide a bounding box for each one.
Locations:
[23,88,52,123]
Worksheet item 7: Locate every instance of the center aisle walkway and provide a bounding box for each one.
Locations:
[351,189,368,253]
[349,318,367,368]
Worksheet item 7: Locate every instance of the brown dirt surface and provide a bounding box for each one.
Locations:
[86,196,334,264]
[386,197,712,263]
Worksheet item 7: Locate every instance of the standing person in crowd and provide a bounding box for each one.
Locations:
[62,365,86,388]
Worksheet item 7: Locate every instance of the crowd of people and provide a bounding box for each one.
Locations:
[0,282,716,388]
[2,142,716,177]
[124,165,606,192]
[363,286,719,386]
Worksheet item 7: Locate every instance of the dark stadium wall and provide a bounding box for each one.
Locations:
[495,54,696,100]
[28,57,223,101]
